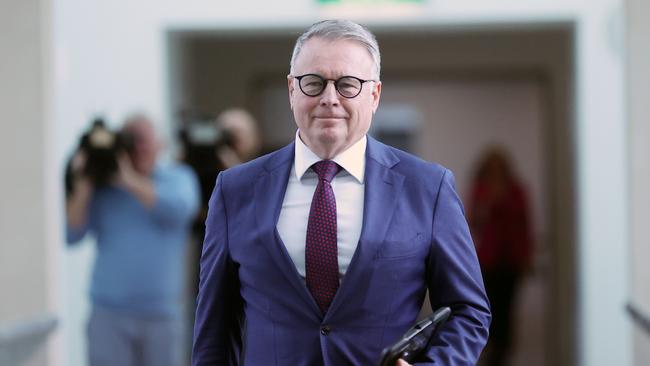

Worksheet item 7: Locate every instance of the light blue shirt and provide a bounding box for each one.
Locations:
[67,163,200,316]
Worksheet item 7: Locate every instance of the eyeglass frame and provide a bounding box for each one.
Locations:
[290,73,378,99]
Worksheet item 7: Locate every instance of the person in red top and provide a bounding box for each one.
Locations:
[468,146,533,366]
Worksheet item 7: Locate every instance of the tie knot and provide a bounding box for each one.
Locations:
[312,160,341,183]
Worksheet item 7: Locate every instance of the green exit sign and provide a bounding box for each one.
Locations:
[319,0,425,3]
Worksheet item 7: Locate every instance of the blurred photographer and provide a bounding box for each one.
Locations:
[179,108,261,217]
[65,114,200,366]
[179,108,262,328]
[213,108,261,168]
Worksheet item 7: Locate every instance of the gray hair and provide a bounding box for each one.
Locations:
[290,19,381,79]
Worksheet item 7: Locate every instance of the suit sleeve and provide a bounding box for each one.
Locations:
[420,168,492,365]
[192,172,242,365]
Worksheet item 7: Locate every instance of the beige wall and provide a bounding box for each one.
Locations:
[0,0,54,365]
[626,0,650,364]
[0,0,47,324]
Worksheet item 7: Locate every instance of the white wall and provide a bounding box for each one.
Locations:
[573,6,628,366]
[51,1,629,365]
[626,0,650,364]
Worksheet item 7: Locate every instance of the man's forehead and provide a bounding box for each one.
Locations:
[294,37,374,75]
[124,120,156,142]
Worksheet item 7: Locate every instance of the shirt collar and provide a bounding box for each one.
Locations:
[294,130,366,184]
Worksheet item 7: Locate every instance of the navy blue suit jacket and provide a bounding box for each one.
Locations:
[192,137,490,365]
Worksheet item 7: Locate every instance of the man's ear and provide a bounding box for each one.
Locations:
[371,81,382,113]
[287,75,295,110]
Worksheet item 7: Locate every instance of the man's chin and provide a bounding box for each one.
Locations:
[313,135,355,158]
[316,131,345,147]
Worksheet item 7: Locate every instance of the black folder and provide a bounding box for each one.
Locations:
[378,307,452,366]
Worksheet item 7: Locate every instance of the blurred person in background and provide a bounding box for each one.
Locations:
[65,113,200,366]
[468,146,533,366]
[180,107,262,355]
[214,108,262,169]
[179,107,262,291]
[178,107,262,228]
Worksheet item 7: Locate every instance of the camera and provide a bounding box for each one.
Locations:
[178,114,234,153]
[178,113,234,188]
[65,118,135,194]
[177,112,235,217]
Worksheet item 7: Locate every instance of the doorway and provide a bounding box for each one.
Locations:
[167,23,575,366]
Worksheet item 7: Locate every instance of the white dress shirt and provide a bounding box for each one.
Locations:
[276,130,366,279]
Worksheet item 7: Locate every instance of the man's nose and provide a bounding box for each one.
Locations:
[319,81,340,106]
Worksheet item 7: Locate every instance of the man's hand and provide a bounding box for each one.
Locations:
[69,150,93,198]
[66,150,94,229]
[114,152,156,208]
[396,359,412,366]
[216,145,243,169]
[70,150,87,176]
[114,152,138,187]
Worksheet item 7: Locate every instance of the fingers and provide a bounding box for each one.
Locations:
[111,152,133,186]
[116,151,130,165]
[71,150,88,174]
[216,145,242,169]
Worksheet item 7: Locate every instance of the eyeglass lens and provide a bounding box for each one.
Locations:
[299,75,363,98]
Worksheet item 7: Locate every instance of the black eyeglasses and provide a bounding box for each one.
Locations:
[292,74,377,99]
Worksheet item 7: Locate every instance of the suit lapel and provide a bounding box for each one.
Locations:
[357,139,404,250]
[253,143,321,315]
[325,137,404,318]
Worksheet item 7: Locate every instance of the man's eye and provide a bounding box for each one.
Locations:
[339,82,357,89]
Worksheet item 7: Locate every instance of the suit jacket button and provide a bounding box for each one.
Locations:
[320,325,331,335]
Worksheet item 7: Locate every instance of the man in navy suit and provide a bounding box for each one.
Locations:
[192,20,490,366]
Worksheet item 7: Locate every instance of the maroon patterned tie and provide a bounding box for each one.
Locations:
[306,160,342,314]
